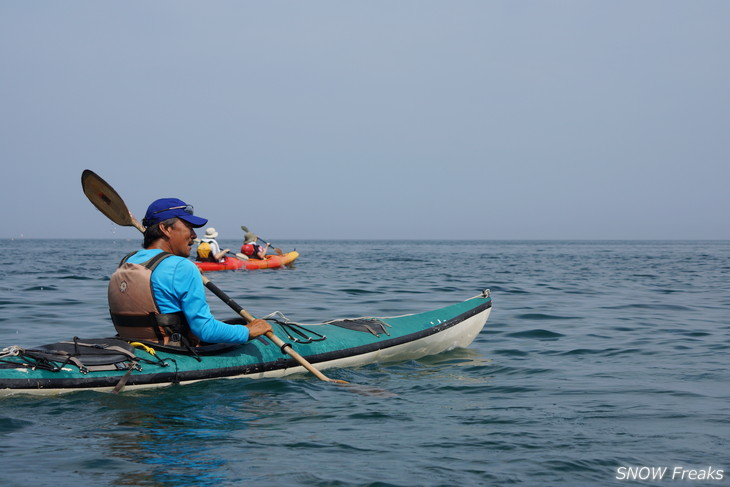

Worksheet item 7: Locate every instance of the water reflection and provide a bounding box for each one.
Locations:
[91,381,283,486]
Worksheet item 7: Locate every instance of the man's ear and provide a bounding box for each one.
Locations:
[157,221,174,239]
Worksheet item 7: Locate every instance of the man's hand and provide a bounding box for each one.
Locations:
[246,318,273,339]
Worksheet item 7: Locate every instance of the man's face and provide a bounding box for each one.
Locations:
[165,219,197,257]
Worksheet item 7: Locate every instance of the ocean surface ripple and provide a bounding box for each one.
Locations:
[0,239,728,486]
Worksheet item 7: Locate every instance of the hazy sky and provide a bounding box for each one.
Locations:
[2,1,728,240]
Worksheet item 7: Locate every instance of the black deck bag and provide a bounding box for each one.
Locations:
[22,337,140,373]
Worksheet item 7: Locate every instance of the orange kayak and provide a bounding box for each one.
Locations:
[194,251,298,272]
[243,251,299,270]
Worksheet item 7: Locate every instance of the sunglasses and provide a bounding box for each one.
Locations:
[152,204,194,215]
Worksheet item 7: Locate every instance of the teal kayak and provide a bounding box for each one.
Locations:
[0,291,491,395]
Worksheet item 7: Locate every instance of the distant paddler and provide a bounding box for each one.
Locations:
[241,231,269,259]
[240,225,284,257]
[195,227,231,263]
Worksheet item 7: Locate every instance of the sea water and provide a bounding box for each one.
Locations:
[0,239,728,486]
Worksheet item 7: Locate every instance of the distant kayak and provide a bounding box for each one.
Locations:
[194,251,299,272]
[244,251,298,270]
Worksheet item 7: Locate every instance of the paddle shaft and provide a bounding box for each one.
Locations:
[200,275,346,384]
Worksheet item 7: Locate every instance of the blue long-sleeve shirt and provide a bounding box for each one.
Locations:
[124,249,250,343]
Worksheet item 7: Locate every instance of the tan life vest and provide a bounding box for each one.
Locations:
[108,251,199,347]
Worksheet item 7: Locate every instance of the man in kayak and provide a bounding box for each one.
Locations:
[196,227,230,262]
[108,198,272,347]
[241,231,269,259]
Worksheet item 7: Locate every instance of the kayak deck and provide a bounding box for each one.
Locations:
[0,291,491,395]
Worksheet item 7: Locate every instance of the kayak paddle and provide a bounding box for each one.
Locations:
[81,169,346,384]
[82,170,145,233]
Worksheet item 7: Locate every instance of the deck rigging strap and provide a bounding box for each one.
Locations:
[0,346,22,358]
[262,312,327,344]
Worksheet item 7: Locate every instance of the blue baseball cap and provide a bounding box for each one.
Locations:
[142,198,208,228]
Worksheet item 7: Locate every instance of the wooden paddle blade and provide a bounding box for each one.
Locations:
[81,170,145,232]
